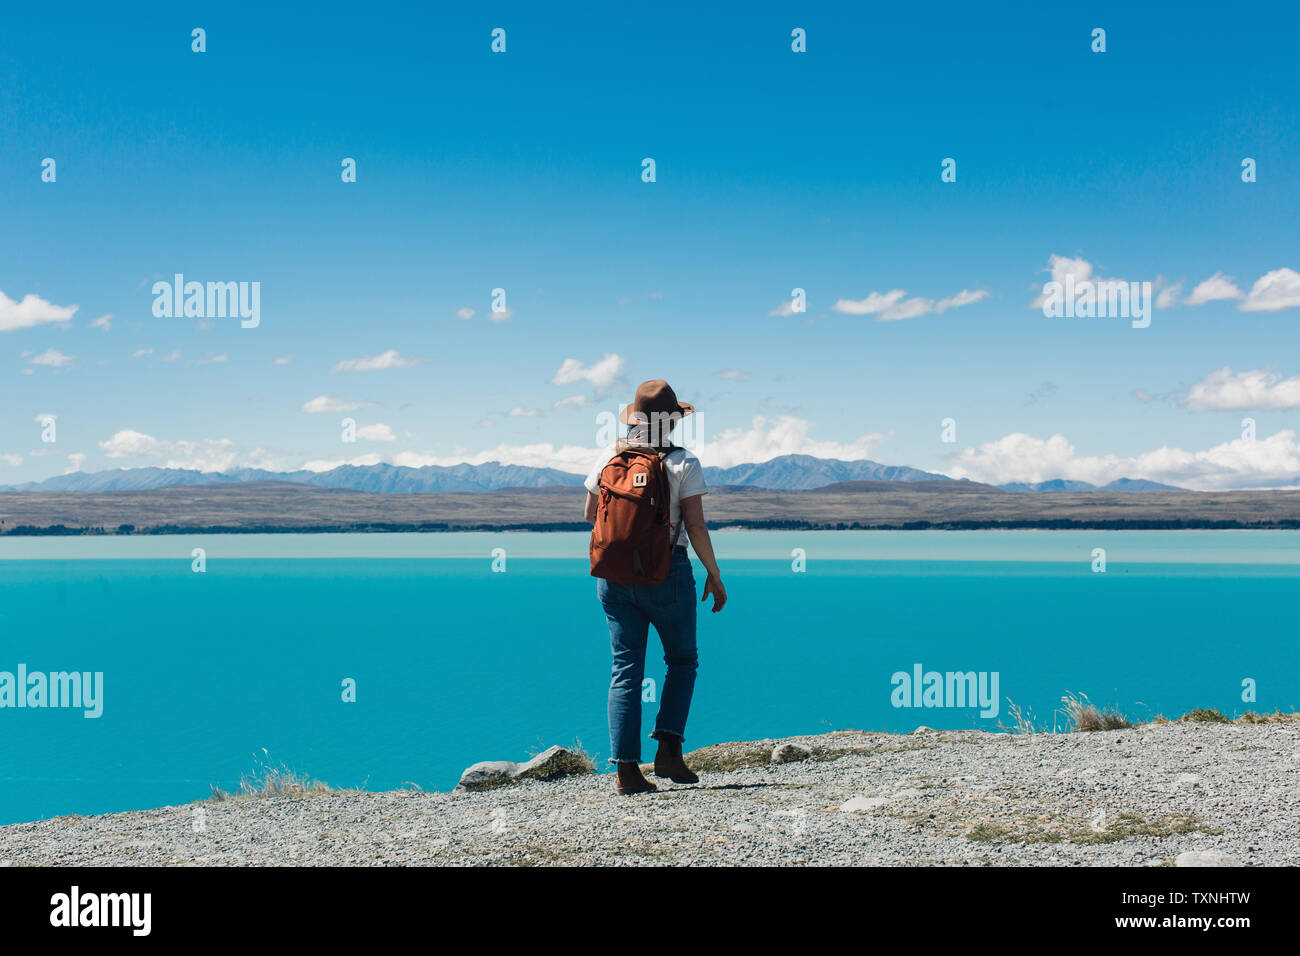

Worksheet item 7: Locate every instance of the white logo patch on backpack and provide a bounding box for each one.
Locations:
[633,472,647,487]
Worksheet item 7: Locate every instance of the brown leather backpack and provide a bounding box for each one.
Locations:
[589,444,685,585]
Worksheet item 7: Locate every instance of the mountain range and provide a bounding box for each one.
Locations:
[998,477,1186,493]
[0,455,1186,494]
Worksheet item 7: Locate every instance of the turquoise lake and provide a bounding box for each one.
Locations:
[2,530,1297,826]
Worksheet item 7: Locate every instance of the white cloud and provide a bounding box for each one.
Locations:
[1184,367,1300,411]
[1,454,22,467]
[300,395,379,414]
[132,348,154,358]
[508,406,541,417]
[98,430,164,457]
[240,447,289,472]
[332,349,428,372]
[294,417,890,477]
[90,314,112,331]
[948,429,1300,490]
[192,352,228,366]
[1156,282,1183,309]
[298,443,605,475]
[551,353,624,392]
[98,429,242,472]
[768,299,801,317]
[456,307,475,320]
[1184,272,1244,306]
[877,296,932,321]
[1239,267,1300,312]
[161,349,182,362]
[1029,255,1136,311]
[273,354,294,366]
[0,290,78,332]
[691,416,888,469]
[935,289,989,312]
[834,287,987,321]
[33,413,56,423]
[487,307,514,322]
[553,394,590,409]
[297,415,889,475]
[29,349,73,367]
[717,369,748,381]
[356,423,396,441]
[832,290,906,316]
[63,453,86,474]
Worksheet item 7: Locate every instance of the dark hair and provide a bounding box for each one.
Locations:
[620,414,680,451]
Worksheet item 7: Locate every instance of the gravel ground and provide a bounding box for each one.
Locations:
[2,720,1296,866]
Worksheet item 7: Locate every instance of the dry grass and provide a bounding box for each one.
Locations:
[963,811,1221,846]
[1237,709,1300,724]
[1001,693,1133,733]
[999,695,1300,735]
[209,752,335,801]
[999,699,1046,734]
[1059,692,1133,732]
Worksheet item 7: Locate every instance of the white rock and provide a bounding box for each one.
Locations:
[456,760,518,792]
[839,795,889,813]
[513,746,595,782]
[771,743,813,764]
[456,746,594,791]
[1176,849,1240,867]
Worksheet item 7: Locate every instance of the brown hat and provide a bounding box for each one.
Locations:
[619,379,695,425]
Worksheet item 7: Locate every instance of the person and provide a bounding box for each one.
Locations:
[584,379,727,795]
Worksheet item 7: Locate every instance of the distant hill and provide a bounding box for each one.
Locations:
[808,479,1003,494]
[1,455,1183,495]
[702,455,952,489]
[1101,478,1187,492]
[295,462,584,493]
[1000,478,1187,493]
[2,462,586,494]
[5,481,1297,536]
[1,454,953,495]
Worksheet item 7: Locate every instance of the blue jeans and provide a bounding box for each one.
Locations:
[598,548,698,764]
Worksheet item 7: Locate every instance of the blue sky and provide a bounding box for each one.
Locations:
[4,1,1300,489]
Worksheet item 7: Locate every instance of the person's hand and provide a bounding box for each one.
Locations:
[702,573,727,613]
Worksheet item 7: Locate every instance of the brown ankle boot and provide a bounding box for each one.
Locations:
[614,762,658,795]
[653,735,699,784]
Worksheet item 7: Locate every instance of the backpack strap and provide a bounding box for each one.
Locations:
[658,446,687,550]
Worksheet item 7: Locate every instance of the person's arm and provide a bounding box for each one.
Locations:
[584,491,598,524]
[680,494,726,612]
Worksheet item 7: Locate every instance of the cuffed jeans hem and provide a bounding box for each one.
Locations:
[610,757,642,765]
[650,729,684,742]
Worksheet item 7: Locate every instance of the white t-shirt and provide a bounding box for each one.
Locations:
[584,444,708,547]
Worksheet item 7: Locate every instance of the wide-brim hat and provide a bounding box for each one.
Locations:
[619,379,695,425]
